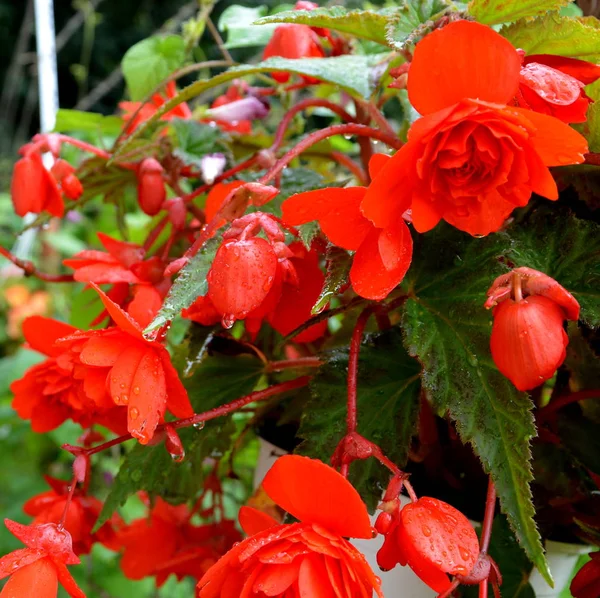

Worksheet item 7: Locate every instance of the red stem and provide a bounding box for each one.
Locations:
[66,377,310,457]
[266,357,322,372]
[480,478,497,554]
[0,246,74,282]
[143,216,169,252]
[271,98,355,151]
[584,153,600,166]
[57,474,79,530]
[437,579,460,598]
[538,389,600,419]
[258,124,403,187]
[57,135,111,160]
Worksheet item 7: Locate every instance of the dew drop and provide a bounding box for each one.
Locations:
[222,314,236,329]
[421,525,432,537]
[171,452,185,463]
[120,383,126,389]
[129,407,140,421]
[193,422,205,430]
[459,546,471,561]
[121,394,129,405]
[133,386,140,395]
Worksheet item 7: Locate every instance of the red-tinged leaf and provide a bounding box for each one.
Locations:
[22,317,78,358]
[0,557,58,598]
[90,283,144,339]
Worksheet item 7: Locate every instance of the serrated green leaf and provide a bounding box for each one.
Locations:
[122,35,186,101]
[299,327,421,511]
[219,4,272,48]
[402,226,551,584]
[114,54,389,158]
[145,236,221,333]
[256,6,398,46]
[95,345,263,529]
[54,109,123,136]
[501,13,600,61]
[312,245,352,314]
[587,98,600,153]
[506,207,600,328]
[298,221,320,250]
[469,0,571,25]
[170,119,225,168]
[386,0,456,50]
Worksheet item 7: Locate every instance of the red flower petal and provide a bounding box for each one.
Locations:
[160,350,193,419]
[350,221,412,300]
[80,334,126,367]
[53,561,86,598]
[410,191,443,233]
[127,285,163,329]
[0,557,58,598]
[205,181,245,223]
[0,548,45,579]
[282,187,371,251]
[525,54,600,85]
[91,283,144,339]
[408,21,520,115]
[262,455,372,539]
[22,317,78,358]
[97,232,145,267]
[10,154,46,216]
[512,108,588,166]
[368,153,391,180]
[238,507,279,536]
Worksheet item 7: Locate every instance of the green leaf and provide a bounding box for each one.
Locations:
[586,82,600,153]
[469,0,571,25]
[96,344,263,529]
[170,119,225,168]
[299,327,421,511]
[298,221,320,250]
[145,235,221,333]
[54,109,123,136]
[219,5,276,49]
[501,13,600,61]
[402,226,551,584]
[255,6,398,46]
[114,54,389,157]
[311,245,352,315]
[386,0,457,50]
[506,206,600,328]
[122,35,186,101]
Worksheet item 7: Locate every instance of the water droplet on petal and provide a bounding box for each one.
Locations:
[421,525,432,537]
[171,452,185,463]
[121,394,129,405]
[459,547,471,561]
[133,386,140,395]
[129,407,140,421]
[222,314,236,329]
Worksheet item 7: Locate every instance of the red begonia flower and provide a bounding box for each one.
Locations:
[117,498,241,587]
[0,519,85,598]
[62,285,193,443]
[23,476,120,555]
[207,238,279,324]
[571,551,600,598]
[119,81,192,133]
[282,164,413,300]
[10,316,126,435]
[137,158,166,216]
[11,151,64,217]
[204,181,245,224]
[486,268,580,391]
[263,24,325,83]
[363,21,588,237]
[51,159,84,200]
[377,497,479,593]
[197,455,383,597]
[517,54,600,123]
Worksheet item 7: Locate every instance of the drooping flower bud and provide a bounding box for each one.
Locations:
[486,267,580,391]
[207,238,278,326]
[164,424,185,463]
[137,158,166,216]
[51,159,83,200]
[376,497,480,593]
[205,97,269,124]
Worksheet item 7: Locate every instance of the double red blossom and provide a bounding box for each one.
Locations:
[282,154,413,300]
[117,498,241,587]
[571,551,600,598]
[10,316,126,435]
[0,520,85,598]
[486,267,580,390]
[516,53,600,123]
[197,455,383,597]
[23,476,120,555]
[366,21,588,237]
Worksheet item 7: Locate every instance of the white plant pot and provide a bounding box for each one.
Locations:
[529,540,591,597]
[253,438,436,598]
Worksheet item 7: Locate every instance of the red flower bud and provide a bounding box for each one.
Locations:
[164,424,185,463]
[486,268,580,391]
[207,238,278,325]
[376,497,479,592]
[137,158,166,216]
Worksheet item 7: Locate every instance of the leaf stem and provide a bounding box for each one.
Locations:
[480,477,497,554]
[265,357,323,372]
[0,245,74,282]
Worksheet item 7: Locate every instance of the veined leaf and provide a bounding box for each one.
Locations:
[402,226,551,584]
[312,245,352,314]
[501,13,600,61]
[54,110,123,136]
[469,0,571,25]
[255,6,398,46]
[299,327,421,511]
[113,54,390,158]
[170,119,225,168]
[145,236,221,333]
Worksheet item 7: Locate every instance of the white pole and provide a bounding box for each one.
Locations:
[12,0,59,260]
